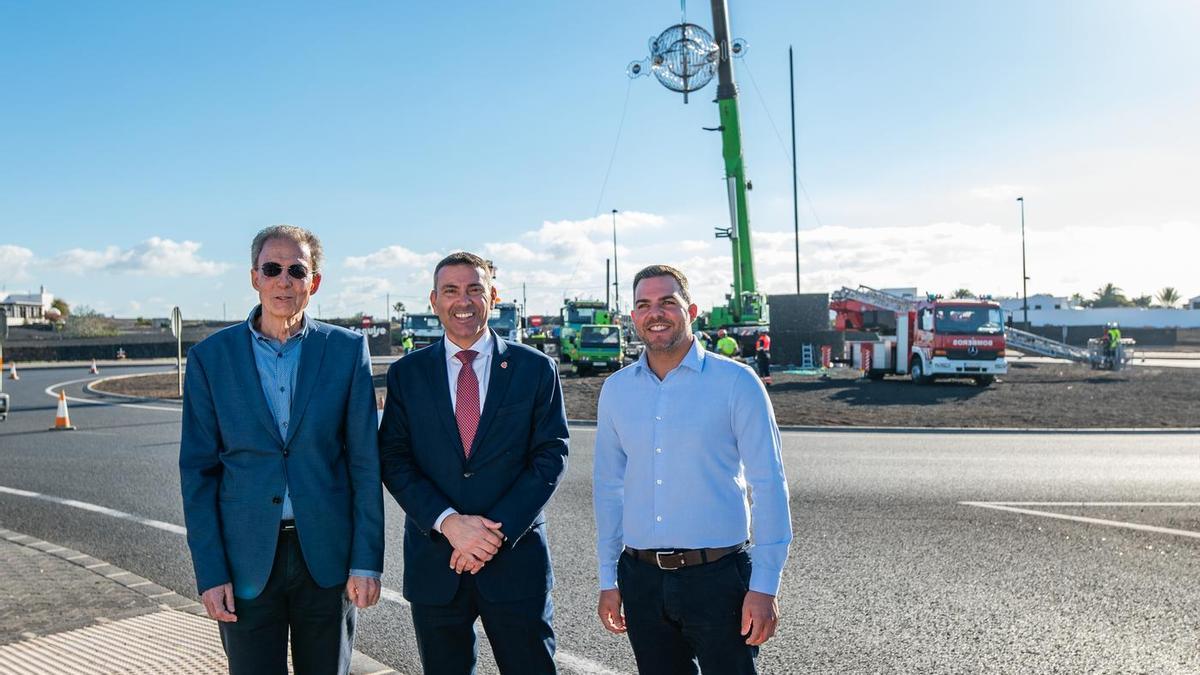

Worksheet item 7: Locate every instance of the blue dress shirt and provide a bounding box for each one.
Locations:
[593,337,792,595]
[247,306,379,580]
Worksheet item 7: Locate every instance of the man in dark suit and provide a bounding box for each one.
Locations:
[379,251,568,675]
[180,225,384,674]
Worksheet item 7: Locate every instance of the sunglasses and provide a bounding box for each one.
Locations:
[259,262,311,280]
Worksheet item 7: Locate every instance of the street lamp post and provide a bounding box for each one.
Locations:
[611,209,620,316]
[1017,196,1029,326]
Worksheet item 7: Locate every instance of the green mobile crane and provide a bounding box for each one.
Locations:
[630,0,766,335]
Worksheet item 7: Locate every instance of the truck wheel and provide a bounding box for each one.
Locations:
[975,375,995,387]
[576,364,592,377]
[910,359,928,385]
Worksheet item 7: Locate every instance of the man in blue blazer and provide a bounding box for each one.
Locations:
[379,251,569,675]
[180,225,384,674]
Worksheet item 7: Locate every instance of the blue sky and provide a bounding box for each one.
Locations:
[2,1,1198,318]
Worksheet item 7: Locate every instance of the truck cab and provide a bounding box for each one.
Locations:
[402,313,443,350]
[909,299,1007,385]
[572,324,624,376]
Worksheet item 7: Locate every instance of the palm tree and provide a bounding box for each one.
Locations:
[1092,283,1131,308]
[1156,287,1181,308]
[951,288,973,299]
[1132,294,1152,308]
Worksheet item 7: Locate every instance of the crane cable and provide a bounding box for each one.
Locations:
[562,77,634,299]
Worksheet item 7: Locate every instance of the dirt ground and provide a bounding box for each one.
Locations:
[94,359,1199,429]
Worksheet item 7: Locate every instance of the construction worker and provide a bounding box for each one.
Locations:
[755,331,773,385]
[716,329,740,358]
[401,330,415,355]
[694,330,713,351]
[1107,323,1122,368]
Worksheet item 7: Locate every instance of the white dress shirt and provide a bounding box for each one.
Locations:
[434,330,494,532]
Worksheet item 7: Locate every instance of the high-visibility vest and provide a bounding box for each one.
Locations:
[717,336,739,356]
[756,334,771,351]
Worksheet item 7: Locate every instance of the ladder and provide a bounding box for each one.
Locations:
[831,286,917,313]
[1003,326,1091,363]
[800,344,815,369]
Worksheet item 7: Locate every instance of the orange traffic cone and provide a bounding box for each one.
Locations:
[89,359,99,374]
[8,362,18,380]
[50,390,76,431]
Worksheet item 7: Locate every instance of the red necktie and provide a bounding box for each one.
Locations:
[454,350,480,459]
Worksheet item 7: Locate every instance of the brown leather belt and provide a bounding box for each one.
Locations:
[623,542,747,571]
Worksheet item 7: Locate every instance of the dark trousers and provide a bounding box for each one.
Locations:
[410,573,556,675]
[218,529,355,675]
[756,351,771,378]
[618,549,758,675]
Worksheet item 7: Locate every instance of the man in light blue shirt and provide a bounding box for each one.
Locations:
[593,264,791,674]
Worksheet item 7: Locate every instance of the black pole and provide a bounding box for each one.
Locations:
[710,0,737,100]
[611,209,620,316]
[605,258,611,312]
[789,45,800,294]
[1018,196,1029,326]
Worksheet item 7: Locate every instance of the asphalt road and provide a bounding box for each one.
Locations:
[2,364,1199,673]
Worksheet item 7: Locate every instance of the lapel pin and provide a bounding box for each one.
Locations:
[500,361,508,369]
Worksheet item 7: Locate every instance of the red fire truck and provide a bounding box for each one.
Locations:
[831,286,1007,386]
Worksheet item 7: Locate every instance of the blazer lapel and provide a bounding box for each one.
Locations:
[467,332,513,463]
[285,320,328,446]
[230,323,284,447]
[423,339,466,463]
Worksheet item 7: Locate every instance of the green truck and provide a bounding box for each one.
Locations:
[559,299,624,375]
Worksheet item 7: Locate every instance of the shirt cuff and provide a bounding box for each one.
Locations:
[748,565,783,596]
[433,507,458,533]
[348,569,381,579]
[598,565,618,591]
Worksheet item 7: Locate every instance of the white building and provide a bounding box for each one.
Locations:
[0,286,55,326]
[1190,295,1200,310]
[996,294,1076,313]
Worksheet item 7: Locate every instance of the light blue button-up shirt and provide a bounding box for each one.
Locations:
[593,337,792,595]
[247,306,379,579]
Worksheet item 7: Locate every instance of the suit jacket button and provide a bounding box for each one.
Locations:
[272,496,282,504]
[463,472,474,479]
[282,449,290,458]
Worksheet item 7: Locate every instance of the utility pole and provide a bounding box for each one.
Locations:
[1017,196,1029,326]
[605,259,611,311]
[789,45,800,294]
[611,209,620,316]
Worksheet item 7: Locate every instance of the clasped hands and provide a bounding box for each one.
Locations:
[441,514,504,574]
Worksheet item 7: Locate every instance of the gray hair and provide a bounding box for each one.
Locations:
[250,225,324,273]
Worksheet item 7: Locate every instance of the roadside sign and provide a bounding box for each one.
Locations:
[172,306,183,397]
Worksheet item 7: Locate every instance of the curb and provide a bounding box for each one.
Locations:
[0,526,400,675]
[567,419,1200,434]
[85,373,183,404]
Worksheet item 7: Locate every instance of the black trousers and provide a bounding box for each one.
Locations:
[618,549,758,675]
[410,573,556,675]
[218,529,355,675]
[756,351,771,378]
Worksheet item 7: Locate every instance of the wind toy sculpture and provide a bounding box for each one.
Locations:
[627,0,763,328]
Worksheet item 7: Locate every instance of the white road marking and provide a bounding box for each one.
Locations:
[44,376,182,413]
[961,501,1200,540]
[0,484,626,675]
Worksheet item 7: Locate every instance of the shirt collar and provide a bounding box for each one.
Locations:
[247,305,310,344]
[444,329,493,363]
[634,334,705,376]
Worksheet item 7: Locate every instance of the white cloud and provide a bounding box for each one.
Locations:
[969,184,1027,201]
[0,245,35,283]
[320,276,398,318]
[344,245,442,270]
[54,238,228,277]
